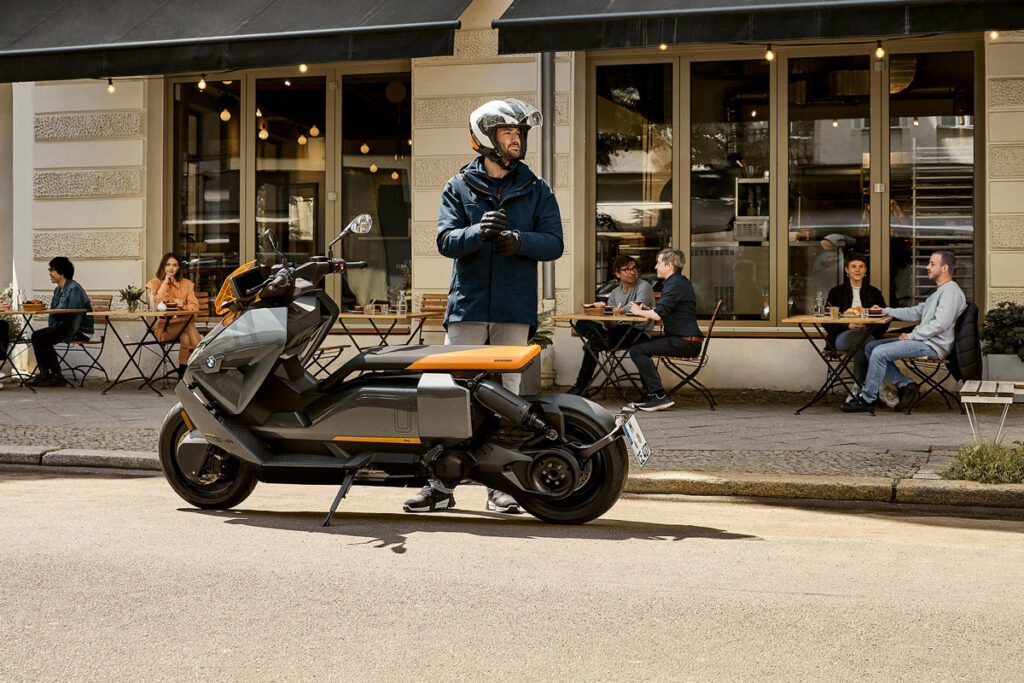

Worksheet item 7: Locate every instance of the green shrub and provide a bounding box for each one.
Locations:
[980,300,1024,361]
[940,441,1024,484]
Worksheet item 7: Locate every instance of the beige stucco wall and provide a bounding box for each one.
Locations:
[986,31,1024,308]
[16,79,151,305]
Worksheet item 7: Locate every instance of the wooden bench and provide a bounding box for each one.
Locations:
[958,380,1023,444]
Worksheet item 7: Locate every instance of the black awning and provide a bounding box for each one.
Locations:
[494,0,1024,54]
[0,0,473,83]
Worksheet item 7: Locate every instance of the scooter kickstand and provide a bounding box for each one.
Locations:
[323,473,355,527]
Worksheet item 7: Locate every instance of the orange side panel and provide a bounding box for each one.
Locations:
[405,345,540,371]
[333,436,421,444]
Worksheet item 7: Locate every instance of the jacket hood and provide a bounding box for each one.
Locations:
[460,156,537,195]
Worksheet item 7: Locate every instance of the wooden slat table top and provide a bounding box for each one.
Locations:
[337,312,428,321]
[782,314,893,324]
[0,308,86,315]
[89,310,195,318]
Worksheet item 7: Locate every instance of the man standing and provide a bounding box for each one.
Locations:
[842,250,966,414]
[403,98,563,514]
[568,255,654,395]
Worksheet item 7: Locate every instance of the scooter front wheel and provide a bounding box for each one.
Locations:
[518,408,628,525]
[158,403,257,510]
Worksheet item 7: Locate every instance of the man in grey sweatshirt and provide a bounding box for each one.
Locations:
[841,250,966,414]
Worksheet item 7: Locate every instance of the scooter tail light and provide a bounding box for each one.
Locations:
[214,260,258,315]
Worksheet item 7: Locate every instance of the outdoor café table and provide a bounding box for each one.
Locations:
[552,312,652,401]
[335,311,430,352]
[89,310,196,397]
[782,313,894,415]
[0,308,86,392]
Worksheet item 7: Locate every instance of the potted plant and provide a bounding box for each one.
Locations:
[118,285,146,312]
[980,300,1024,382]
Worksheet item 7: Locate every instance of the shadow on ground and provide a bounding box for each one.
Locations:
[185,507,760,554]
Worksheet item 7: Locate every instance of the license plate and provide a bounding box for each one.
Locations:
[618,413,652,469]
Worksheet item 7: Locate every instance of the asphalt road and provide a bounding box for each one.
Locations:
[2,466,1023,681]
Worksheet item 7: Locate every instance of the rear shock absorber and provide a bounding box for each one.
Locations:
[469,376,558,441]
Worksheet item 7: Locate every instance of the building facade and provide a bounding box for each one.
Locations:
[2,0,1022,389]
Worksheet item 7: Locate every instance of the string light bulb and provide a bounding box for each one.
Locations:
[220,108,231,122]
[256,108,262,117]
[298,133,307,145]
[765,44,775,61]
[832,118,839,128]
[659,43,667,51]
[106,78,115,94]
[990,30,999,40]
[284,79,291,87]
[360,143,370,154]
[198,74,207,90]
[751,109,757,118]
[299,63,308,73]
[874,41,885,59]
[258,124,269,140]
[391,171,400,180]
[913,116,920,126]
[309,125,319,137]
[369,164,378,173]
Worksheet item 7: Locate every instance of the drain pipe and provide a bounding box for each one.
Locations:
[540,51,555,301]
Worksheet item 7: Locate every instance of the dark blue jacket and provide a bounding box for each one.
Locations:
[656,273,702,338]
[49,279,93,340]
[437,157,563,332]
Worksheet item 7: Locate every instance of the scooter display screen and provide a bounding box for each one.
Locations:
[229,267,267,301]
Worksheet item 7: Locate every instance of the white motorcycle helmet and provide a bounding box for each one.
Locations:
[469,98,543,168]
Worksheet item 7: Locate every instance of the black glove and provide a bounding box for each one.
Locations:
[494,230,520,257]
[479,210,507,242]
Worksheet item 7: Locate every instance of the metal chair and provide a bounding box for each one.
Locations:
[58,294,111,385]
[653,299,723,410]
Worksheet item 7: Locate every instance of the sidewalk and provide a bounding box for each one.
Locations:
[2,381,1023,508]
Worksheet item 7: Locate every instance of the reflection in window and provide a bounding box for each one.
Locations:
[690,60,771,319]
[255,76,326,268]
[172,80,240,298]
[341,74,411,310]
[889,52,974,306]
[787,56,871,315]
[595,64,672,296]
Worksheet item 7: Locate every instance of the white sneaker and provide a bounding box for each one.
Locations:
[878,383,899,408]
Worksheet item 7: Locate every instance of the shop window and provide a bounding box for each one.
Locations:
[690,59,771,320]
[172,80,241,298]
[889,52,975,306]
[594,64,672,297]
[255,76,327,266]
[787,56,872,316]
[340,74,411,310]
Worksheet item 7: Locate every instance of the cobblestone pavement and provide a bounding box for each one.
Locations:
[2,382,1021,479]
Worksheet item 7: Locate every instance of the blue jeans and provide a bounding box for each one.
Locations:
[861,338,937,403]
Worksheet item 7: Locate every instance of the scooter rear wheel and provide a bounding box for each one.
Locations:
[158,404,257,509]
[518,408,628,525]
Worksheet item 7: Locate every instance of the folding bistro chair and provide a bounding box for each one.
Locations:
[653,299,723,410]
[305,339,350,378]
[898,302,979,415]
[58,294,111,385]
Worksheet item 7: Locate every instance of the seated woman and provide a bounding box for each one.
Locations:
[824,252,888,393]
[29,256,94,386]
[569,255,655,395]
[146,253,201,378]
[626,248,703,412]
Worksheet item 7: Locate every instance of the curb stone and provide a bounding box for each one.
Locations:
[40,449,160,471]
[0,445,53,465]
[5,447,1024,510]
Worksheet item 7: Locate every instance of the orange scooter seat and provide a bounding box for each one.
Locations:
[405,345,540,371]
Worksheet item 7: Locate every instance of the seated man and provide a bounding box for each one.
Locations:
[842,250,966,414]
[824,252,887,392]
[28,256,94,387]
[569,255,655,395]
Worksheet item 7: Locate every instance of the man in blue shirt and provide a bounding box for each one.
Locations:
[28,256,93,387]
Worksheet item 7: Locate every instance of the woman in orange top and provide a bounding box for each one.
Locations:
[146,253,201,377]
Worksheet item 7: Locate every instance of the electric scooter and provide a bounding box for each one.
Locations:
[158,214,650,525]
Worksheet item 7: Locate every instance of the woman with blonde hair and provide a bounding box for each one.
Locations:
[146,253,200,378]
